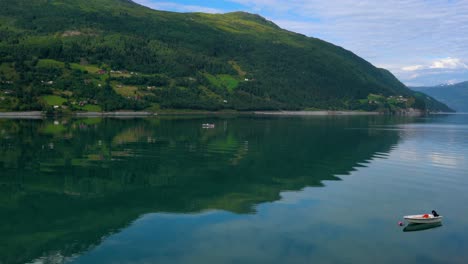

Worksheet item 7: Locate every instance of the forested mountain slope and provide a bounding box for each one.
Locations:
[0,0,452,112]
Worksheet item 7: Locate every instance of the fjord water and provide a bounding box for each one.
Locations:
[1,115,468,264]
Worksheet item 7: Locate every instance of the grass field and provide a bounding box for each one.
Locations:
[35,59,105,75]
[204,73,240,92]
[113,85,139,97]
[37,59,65,69]
[80,105,102,112]
[41,95,67,106]
[70,63,101,74]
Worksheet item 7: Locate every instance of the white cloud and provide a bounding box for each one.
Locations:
[402,65,424,72]
[429,57,468,70]
[396,57,468,84]
[401,58,468,72]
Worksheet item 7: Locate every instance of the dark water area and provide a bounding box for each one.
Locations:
[1,115,467,264]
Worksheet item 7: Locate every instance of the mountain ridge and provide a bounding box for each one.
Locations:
[0,0,453,112]
[411,81,468,112]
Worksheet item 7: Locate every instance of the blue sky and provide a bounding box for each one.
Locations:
[134,0,468,86]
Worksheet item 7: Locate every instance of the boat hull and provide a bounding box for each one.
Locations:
[404,214,443,224]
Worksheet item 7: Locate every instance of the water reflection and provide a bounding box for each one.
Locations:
[403,223,443,232]
[0,116,401,264]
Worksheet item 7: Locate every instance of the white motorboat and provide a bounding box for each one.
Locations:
[404,214,443,224]
[202,123,215,129]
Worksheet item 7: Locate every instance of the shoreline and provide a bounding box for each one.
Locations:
[0,110,380,118]
[0,110,455,118]
[75,111,157,117]
[0,111,44,119]
[253,111,380,116]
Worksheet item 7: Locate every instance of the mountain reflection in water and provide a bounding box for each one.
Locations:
[0,116,401,264]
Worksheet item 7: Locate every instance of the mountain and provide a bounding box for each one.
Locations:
[411,81,468,112]
[0,0,451,112]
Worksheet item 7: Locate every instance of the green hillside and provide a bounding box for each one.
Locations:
[0,0,451,112]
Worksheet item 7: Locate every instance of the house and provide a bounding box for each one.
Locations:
[97,69,107,75]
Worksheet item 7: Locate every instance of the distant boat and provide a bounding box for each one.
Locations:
[404,214,443,224]
[202,123,215,129]
[403,222,442,232]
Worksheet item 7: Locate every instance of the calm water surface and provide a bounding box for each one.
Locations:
[1,115,468,264]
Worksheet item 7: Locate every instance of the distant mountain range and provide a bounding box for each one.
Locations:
[411,81,468,112]
[0,0,452,112]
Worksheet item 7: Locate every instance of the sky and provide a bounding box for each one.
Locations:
[133,0,468,86]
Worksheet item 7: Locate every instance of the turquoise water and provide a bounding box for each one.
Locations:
[1,115,467,264]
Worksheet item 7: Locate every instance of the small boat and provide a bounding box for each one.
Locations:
[403,222,442,232]
[202,123,215,129]
[404,214,443,224]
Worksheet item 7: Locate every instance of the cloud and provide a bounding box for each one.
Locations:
[402,65,425,72]
[429,58,468,70]
[396,57,468,85]
[402,58,468,72]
